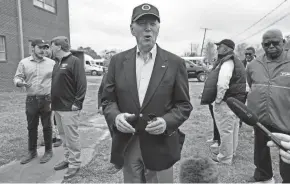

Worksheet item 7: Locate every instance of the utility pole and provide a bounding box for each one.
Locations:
[200,27,211,56]
[190,43,193,55]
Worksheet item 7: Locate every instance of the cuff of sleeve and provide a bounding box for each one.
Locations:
[73,100,82,109]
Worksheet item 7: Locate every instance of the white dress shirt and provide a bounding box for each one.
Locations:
[136,44,157,106]
[215,59,234,103]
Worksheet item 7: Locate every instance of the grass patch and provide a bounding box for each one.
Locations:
[0,76,102,167]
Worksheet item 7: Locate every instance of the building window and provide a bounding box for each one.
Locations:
[0,36,6,62]
[33,0,56,13]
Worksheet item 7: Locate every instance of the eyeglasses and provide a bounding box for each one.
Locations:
[263,41,281,47]
[245,53,252,56]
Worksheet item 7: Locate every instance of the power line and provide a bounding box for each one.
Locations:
[238,11,290,43]
[233,0,288,38]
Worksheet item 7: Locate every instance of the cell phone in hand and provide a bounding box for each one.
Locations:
[148,113,157,121]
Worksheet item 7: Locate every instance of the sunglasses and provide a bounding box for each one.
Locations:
[245,53,252,56]
[263,41,281,47]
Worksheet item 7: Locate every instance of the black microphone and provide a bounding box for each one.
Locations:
[226,97,289,152]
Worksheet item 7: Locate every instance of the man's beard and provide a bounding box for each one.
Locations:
[34,52,44,59]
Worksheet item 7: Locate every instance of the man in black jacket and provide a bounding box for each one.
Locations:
[102,3,192,183]
[50,36,87,179]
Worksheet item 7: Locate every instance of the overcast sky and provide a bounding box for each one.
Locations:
[69,0,290,56]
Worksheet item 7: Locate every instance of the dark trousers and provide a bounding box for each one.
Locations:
[209,104,221,144]
[25,95,52,152]
[254,125,290,183]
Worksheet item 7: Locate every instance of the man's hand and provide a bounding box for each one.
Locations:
[267,133,290,164]
[115,113,135,133]
[17,81,32,88]
[71,104,79,111]
[145,117,167,135]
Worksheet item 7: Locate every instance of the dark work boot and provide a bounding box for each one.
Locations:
[40,150,53,164]
[53,138,62,147]
[20,151,37,164]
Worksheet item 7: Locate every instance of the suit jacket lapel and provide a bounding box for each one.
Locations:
[141,46,168,111]
[123,47,141,109]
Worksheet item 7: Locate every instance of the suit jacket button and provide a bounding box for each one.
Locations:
[139,114,143,117]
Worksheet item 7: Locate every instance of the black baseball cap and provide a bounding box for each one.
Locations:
[131,3,160,22]
[215,39,235,50]
[31,39,49,47]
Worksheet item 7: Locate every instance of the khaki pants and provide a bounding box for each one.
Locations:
[123,136,173,183]
[54,111,81,168]
[214,102,239,165]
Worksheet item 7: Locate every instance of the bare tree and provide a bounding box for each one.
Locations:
[253,44,264,57]
[77,46,101,59]
[191,43,200,56]
[235,43,248,60]
[203,40,217,64]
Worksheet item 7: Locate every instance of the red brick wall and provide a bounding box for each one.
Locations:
[0,0,70,92]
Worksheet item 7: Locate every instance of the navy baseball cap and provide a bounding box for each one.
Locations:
[215,39,235,50]
[131,3,160,22]
[31,39,49,47]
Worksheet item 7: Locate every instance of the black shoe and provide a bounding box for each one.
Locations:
[106,163,122,174]
[40,150,53,164]
[20,151,37,164]
[64,168,80,179]
[53,139,62,147]
[54,161,69,170]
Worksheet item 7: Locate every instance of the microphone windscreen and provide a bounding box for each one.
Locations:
[226,97,258,127]
[179,156,219,183]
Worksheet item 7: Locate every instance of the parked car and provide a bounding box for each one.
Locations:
[70,50,103,76]
[182,57,209,82]
[85,60,103,76]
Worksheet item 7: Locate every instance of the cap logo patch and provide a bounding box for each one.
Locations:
[142,4,151,10]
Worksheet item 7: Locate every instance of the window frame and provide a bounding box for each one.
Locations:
[33,0,57,14]
[0,35,7,63]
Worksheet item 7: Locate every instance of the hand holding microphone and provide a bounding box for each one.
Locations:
[267,133,290,164]
[226,97,290,152]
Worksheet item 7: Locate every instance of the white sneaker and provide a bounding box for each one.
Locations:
[206,138,216,143]
[210,142,219,148]
[255,177,275,183]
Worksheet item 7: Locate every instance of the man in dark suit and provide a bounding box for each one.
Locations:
[101,3,192,183]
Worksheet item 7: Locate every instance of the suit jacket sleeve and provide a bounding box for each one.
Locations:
[98,73,106,108]
[162,59,193,134]
[101,56,121,127]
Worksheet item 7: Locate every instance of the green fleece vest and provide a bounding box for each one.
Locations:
[200,54,247,105]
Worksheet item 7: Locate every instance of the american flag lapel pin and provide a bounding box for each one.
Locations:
[161,65,165,68]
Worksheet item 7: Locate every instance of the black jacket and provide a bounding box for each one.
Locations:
[200,53,246,105]
[98,73,107,109]
[102,45,192,171]
[51,54,87,111]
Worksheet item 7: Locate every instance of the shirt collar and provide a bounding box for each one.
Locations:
[136,44,157,60]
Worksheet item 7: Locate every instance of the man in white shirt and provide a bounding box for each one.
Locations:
[200,39,247,165]
[14,39,55,164]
